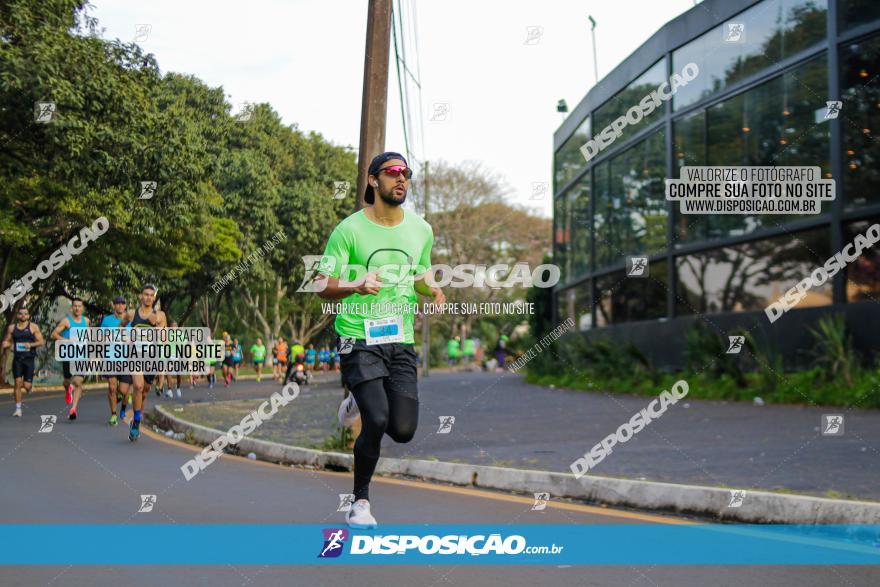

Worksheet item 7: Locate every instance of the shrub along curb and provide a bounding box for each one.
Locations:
[152,404,880,524]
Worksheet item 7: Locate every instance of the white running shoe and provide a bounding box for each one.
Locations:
[345,499,377,528]
[12,407,22,417]
[337,393,360,429]
[176,388,181,398]
[165,388,173,398]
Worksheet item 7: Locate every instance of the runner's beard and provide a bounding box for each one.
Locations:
[378,187,407,206]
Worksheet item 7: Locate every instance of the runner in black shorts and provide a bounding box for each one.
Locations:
[314,151,445,528]
[99,296,132,426]
[121,284,167,441]
[2,307,44,417]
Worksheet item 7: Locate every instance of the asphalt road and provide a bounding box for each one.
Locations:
[158,369,880,501]
[0,383,876,586]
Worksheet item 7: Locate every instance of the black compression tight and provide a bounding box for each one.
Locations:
[351,378,419,501]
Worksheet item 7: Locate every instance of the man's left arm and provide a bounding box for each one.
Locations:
[413,226,445,305]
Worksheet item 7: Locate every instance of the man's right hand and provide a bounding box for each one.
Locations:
[355,272,383,296]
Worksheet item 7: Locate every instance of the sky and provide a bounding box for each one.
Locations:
[90,0,700,218]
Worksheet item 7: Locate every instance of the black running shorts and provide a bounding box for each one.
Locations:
[12,356,35,383]
[338,337,418,398]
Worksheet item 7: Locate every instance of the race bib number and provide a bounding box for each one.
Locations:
[15,343,28,352]
[364,316,404,345]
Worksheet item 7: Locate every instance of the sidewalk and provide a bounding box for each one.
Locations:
[151,371,880,502]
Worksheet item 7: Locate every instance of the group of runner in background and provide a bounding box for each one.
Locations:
[2,291,338,429]
[446,334,509,372]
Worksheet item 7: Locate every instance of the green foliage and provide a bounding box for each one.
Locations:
[808,314,858,386]
[319,425,353,452]
[526,254,554,341]
[685,321,751,387]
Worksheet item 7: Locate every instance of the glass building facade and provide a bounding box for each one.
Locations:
[553,0,880,331]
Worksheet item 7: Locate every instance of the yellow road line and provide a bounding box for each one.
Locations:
[140,426,692,525]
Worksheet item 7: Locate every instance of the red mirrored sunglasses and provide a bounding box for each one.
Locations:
[379,165,413,179]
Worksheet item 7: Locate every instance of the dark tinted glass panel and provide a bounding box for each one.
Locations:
[553,194,571,284]
[841,35,880,208]
[839,0,880,32]
[594,131,666,268]
[555,116,591,189]
[677,55,829,243]
[570,178,591,279]
[845,218,880,302]
[593,60,666,142]
[673,0,827,111]
[559,282,594,330]
[672,110,706,244]
[595,261,668,326]
[676,227,831,315]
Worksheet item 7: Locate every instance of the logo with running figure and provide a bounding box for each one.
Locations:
[437,416,455,434]
[531,492,550,511]
[727,489,746,508]
[821,414,844,436]
[523,25,544,45]
[338,337,355,355]
[626,256,649,278]
[333,181,350,200]
[724,22,745,43]
[337,493,355,512]
[318,528,348,558]
[138,494,157,513]
[297,255,335,293]
[139,181,157,200]
[34,102,57,123]
[38,415,57,433]
[824,101,842,120]
[429,102,450,122]
[727,336,745,354]
[530,182,549,200]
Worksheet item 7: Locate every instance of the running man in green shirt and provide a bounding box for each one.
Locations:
[250,338,267,383]
[314,151,446,529]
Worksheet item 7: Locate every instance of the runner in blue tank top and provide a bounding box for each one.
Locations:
[99,296,133,427]
[50,297,91,420]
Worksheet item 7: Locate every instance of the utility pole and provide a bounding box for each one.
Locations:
[356,0,393,211]
[421,161,430,378]
[588,16,599,85]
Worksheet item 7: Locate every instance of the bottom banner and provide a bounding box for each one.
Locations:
[2,525,879,565]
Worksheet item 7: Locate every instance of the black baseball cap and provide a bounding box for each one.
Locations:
[112,296,126,304]
[364,151,409,205]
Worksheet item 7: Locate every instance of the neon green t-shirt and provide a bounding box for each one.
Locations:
[318,209,433,344]
[250,344,266,361]
[447,339,460,358]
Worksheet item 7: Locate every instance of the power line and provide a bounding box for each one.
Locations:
[391,2,412,166]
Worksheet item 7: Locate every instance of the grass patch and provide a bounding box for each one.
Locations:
[525,368,880,408]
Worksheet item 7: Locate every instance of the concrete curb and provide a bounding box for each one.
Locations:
[152,405,880,524]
